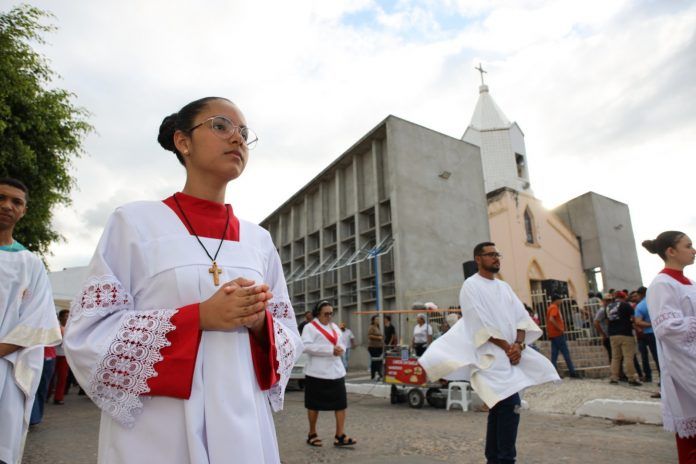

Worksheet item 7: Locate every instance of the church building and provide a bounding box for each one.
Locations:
[260,69,642,341]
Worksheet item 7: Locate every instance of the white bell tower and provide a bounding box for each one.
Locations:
[462,64,531,194]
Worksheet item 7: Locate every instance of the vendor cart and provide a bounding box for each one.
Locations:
[354,308,461,409]
[383,348,448,409]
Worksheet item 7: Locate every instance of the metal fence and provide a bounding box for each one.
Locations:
[530,291,603,342]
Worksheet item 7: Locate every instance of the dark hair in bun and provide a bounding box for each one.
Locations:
[642,231,685,260]
[157,97,231,165]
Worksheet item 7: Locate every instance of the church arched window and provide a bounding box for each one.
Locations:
[524,207,535,244]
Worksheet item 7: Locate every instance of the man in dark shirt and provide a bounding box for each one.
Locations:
[607,291,641,386]
[298,311,313,335]
[383,315,397,347]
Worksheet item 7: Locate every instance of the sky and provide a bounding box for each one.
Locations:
[12,0,696,282]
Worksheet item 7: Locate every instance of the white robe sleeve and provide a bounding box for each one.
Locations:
[63,208,178,428]
[650,281,696,355]
[2,255,62,396]
[263,239,303,412]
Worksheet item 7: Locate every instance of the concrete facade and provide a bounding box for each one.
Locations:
[260,116,490,343]
[487,188,588,305]
[554,192,643,291]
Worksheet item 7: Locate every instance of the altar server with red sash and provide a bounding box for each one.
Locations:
[301,301,356,447]
[63,97,302,464]
[643,231,696,463]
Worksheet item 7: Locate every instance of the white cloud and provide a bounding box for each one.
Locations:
[14,0,695,282]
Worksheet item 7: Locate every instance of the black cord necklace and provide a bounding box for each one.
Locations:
[172,193,229,286]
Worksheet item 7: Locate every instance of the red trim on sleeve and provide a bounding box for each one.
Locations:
[146,303,202,399]
[249,309,279,391]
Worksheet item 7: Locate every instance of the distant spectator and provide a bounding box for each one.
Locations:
[525,303,541,326]
[383,315,397,347]
[339,322,355,370]
[607,291,641,386]
[594,293,613,363]
[411,313,433,356]
[367,316,383,381]
[633,287,660,385]
[298,310,313,335]
[546,295,579,378]
[52,309,70,405]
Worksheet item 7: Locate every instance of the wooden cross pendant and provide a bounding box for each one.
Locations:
[209,261,222,286]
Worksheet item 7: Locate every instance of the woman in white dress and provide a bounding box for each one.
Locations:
[643,231,696,463]
[301,301,356,447]
[64,97,302,464]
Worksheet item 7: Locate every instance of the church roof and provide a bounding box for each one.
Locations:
[468,84,511,131]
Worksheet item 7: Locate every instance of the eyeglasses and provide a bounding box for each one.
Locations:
[188,116,258,149]
[479,252,503,258]
[321,312,334,317]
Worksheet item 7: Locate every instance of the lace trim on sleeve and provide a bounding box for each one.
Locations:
[654,311,681,327]
[71,276,131,322]
[268,318,297,412]
[268,301,292,322]
[89,309,177,428]
[663,409,696,438]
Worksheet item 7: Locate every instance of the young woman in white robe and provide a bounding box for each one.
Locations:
[64,97,302,464]
[643,231,696,463]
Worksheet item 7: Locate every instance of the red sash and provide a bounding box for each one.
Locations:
[311,321,338,345]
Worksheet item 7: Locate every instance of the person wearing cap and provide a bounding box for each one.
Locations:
[606,291,642,386]
[546,294,579,378]
[411,313,433,356]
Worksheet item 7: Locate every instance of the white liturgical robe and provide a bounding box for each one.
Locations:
[63,197,302,464]
[647,270,696,439]
[0,247,61,464]
[419,273,559,407]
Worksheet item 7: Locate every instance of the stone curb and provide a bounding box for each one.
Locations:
[575,398,662,424]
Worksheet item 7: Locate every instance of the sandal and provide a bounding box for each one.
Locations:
[334,434,357,447]
[307,433,322,447]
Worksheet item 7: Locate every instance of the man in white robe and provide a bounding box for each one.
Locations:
[419,242,559,464]
[63,194,303,464]
[0,178,62,464]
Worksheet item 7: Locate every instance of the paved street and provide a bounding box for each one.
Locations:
[24,383,676,464]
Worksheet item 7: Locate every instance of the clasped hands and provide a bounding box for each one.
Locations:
[200,277,272,336]
[333,345,345,357]
[504,342,522,365]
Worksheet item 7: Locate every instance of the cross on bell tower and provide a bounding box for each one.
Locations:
[475,63,487,86]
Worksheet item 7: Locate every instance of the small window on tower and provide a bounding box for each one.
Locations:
[515,153,525,178]
[524,207,535,244]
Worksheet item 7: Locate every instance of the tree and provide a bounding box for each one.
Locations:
[0,5,92,260]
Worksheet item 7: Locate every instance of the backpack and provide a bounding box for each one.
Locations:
[605,301,621,322]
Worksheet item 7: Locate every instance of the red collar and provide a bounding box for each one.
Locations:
[311,321,338,345]
[163,192,240,241]
[660,268,692,285]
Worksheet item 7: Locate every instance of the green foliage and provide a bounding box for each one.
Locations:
[0,4,92,260]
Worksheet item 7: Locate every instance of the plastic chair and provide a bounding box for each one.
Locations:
[446,382,471,412]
